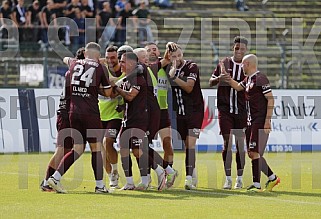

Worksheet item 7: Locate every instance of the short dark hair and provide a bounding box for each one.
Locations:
[123,52,138,62]
[106,45,118,53]
[145,42,158,47]
[234,36,248,46]
[75,47,85,59]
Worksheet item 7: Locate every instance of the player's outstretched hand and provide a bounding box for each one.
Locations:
[169,60,177,78]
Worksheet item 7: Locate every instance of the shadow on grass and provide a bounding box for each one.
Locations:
[62,188,230,200]
[57,187,286,199]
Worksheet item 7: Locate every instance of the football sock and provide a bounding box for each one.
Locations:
[251,158,261,185]
[165,166,174,174]
[52,171,62,181]
[121,156,133,177]
[185,148,195,176]
[45,166,56,181]
[253,182,261,188]
[126,176,134,185]
[142,176,149,185]
[137,153,149,177]
[92,151,103,181]
[96,180,104,188]
[111,163,118,173]
[192,168,197,179]
[56,150,80,177]
[236,150,245,176]
[260,157,274,178]
[148,147,166,168]
[154,166,163,176]
[226,175,232,181]
[222,150,232,176]
[268,174,277,181]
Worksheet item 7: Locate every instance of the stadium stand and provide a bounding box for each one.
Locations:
[0,0,320,89]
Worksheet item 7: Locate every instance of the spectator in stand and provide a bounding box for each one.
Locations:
[52,0,67,18]
[97,1,116,50]
[0,0,12,40]
[133,0,154,46]
[52,0,68,44]
[116,1,135,46]
[154,0,173,9]
[11,0,27,41]
[80,0,94,18]
[134,0,148,7]
[40,0,57,44]
[115,0,127,15]
[64,0,80,19]
[26,0,41,42]
[235,0,249,11]
[72,8,85,52]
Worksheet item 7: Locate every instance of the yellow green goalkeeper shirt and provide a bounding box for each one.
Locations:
[98,68,125,121]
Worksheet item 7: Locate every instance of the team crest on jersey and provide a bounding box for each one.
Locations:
[179,71,185,77]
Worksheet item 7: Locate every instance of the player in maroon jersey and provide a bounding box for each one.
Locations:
[40,47,85,192]
[134,47,178,189]
[110,52,169,191]
[144,43,174,170]
[166,42,204,190]
[209,36,247,189]
[222,54,280,192]
[48,42,112,194]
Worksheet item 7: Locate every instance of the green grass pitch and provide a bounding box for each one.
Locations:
[1,152,321,218]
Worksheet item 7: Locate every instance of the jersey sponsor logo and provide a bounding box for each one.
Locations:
[107,129,117,137]
[132,85,141,91]
[262,84,271,90]
[193,128,201,136]
[249,141,257,149]
[189,73,197,79]
[132,138,143,146]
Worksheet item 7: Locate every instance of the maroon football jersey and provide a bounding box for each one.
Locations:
[57,70,71,116]
[169,60,204,116]
[240,71,272,124]
[212,57,246,114]
[68,58,110,115]
[121,74,149,128]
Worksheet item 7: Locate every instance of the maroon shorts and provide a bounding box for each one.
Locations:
[119,126,148,149]
[245,123,269,155]
[218,110,247,136]
[147,105,161,143]
[176,111,204,140]
[159,109,171,130]
[69,113,103,144]
[56,114,73,149]
[101,119,122,139]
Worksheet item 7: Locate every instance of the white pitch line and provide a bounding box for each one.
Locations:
[1,171,321,206]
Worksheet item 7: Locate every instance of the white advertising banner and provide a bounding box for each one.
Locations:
[199,89,321,152]
[0,89,320,152]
